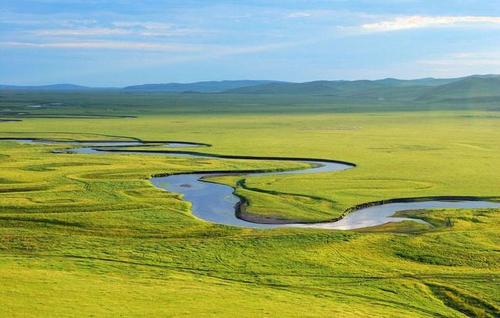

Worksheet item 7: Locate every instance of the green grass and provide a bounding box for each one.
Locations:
[0,92,499,317]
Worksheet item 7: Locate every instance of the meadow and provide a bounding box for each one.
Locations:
[0,91,499,317]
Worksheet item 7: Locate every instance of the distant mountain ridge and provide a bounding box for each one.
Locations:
[2,75,499,103]
[375,77,460,87]
[223,75,500,102]
[224,78,466,94]
[416,75,500,101]
[123,80,283,92]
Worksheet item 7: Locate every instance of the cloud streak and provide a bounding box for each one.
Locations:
[287,11,313,19]
[29,22,207,37]
[362,15,500,32]
[32,28,130,36]
[419,51,500,67]
[0,40,293,56]
[1,40,202,51]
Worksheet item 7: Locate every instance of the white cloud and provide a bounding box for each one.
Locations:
[0,40,293,56]
[112,22,207,36]
[419,51,500,67]
[112,21,173,30]
[29,22,207,37]
[32,28,131,36]
[285,9,344,19]
[420,59,500,66]
[287,11,313,19]
[362,15,500,32]
[1,41,204,51]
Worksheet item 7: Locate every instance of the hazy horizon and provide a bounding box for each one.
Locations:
[2,73,499,88]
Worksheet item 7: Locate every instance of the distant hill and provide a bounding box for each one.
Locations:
[2,76,499,103]
[222,76,500,102]
[416,75,500,101]
[224,79,431,100]
[225,77,469,95]
[124,80,283,93]
[376,77,461,87]
[225,80,380,94]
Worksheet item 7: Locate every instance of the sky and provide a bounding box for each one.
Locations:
[1,0,500,86]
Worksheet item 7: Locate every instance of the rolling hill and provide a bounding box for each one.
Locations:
[124,80,282,92]
[416,75,500,101]
[376,77,461,87]
[223,75,500,103]
[224,79,430,100]
[2,76,499,104]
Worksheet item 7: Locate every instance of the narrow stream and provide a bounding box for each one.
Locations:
[10,139,500,230]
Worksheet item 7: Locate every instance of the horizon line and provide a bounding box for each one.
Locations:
[1,73,497,88]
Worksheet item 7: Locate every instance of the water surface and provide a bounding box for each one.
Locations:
[11,138,500,230]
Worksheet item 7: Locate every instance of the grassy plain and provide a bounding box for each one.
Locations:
[0,91,499,317]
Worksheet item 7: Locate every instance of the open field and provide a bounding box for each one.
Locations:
[0,92,499,317]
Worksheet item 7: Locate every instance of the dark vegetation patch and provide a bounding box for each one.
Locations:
[21,162,94,172]
[426,283,500,318]
[0,216,85,228]
[0,185,49,193]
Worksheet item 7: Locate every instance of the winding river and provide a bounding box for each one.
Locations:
[9,138,500,230]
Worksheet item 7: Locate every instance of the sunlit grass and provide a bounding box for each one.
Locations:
[0,108,499,317]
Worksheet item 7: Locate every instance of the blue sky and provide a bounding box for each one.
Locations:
[1,0,500,86]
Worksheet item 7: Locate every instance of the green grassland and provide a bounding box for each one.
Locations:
[0,91,499,317]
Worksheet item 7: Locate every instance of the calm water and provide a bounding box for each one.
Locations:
[12,139,500,230]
